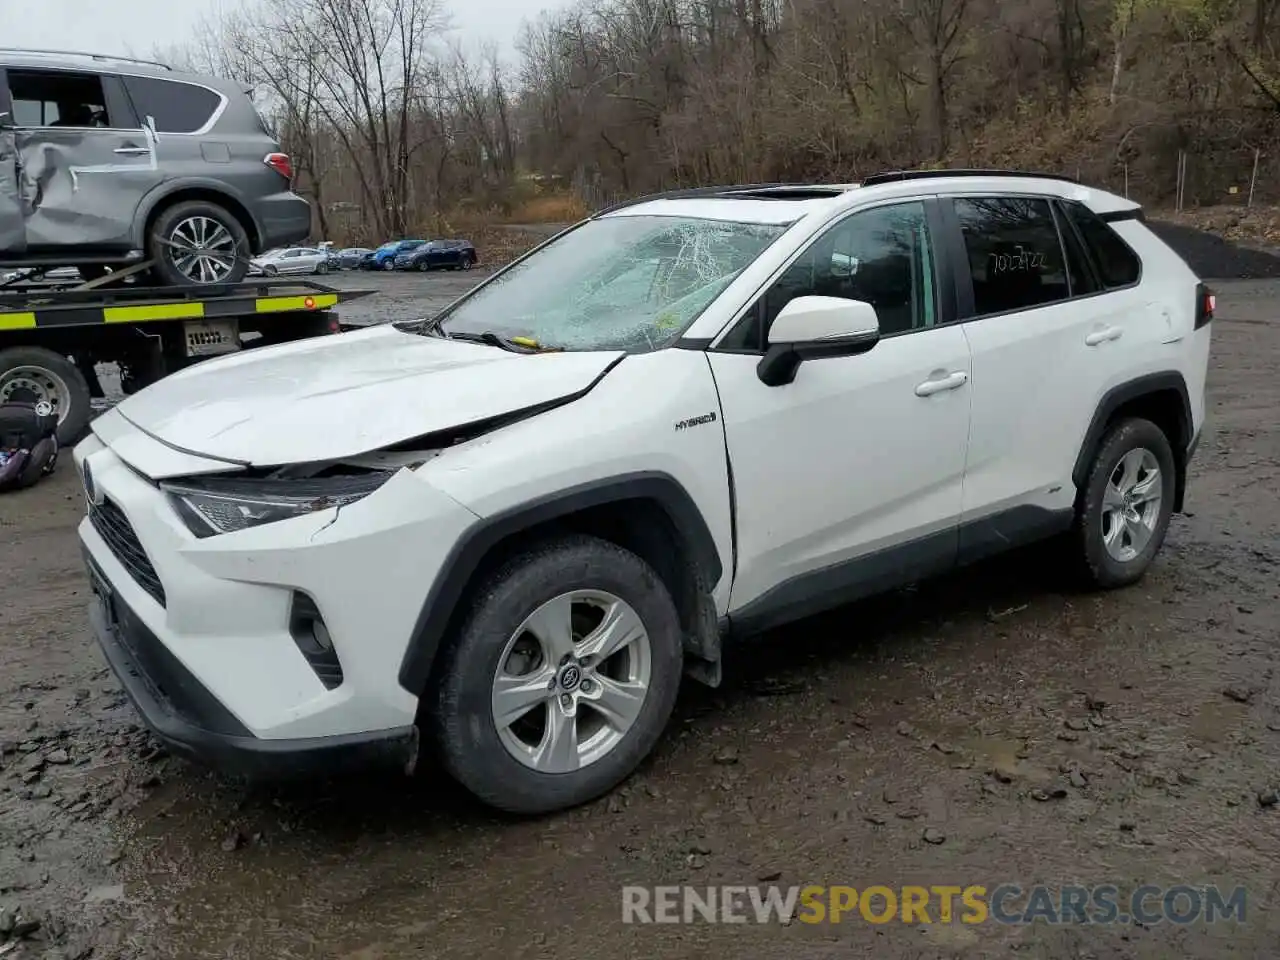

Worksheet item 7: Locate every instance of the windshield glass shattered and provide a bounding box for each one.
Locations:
[437,215,788,352]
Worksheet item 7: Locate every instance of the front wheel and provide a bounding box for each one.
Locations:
[382,259,396,271]
[1070,417,1177,589]
[432,535,684,815]
[148,200,249,287]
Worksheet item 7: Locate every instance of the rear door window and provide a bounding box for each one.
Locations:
[953,197,1070,317]
[122,76,223,134]
[8,70,111,127]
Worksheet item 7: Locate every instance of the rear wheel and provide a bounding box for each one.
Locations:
[149,200,250,287]
[0,346,92,445]
[432,535,683,815]
[1070,417,1177,588]
[460,253,475,270]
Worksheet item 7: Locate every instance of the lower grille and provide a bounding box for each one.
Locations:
[89,499,166,607]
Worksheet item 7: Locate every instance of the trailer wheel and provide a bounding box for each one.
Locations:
[150,200,251,287]
[0,347,92,445]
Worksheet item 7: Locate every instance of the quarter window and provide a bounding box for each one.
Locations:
[722,201,937,350]
[954,197,1070,316]
[122,76,222,134]
[1062,201,1142,288]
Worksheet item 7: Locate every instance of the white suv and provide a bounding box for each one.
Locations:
[74,171,1213,814]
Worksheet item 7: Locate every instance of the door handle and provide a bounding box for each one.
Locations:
[113,145,149,155]
[915,371,968,397]
[1085,326,1123,346]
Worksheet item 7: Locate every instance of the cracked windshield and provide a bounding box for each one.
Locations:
[438,215,787,351]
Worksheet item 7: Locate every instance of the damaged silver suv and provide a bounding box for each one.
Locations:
[0,49,311,286]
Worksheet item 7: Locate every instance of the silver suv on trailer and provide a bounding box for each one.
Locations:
[0,48,311,286]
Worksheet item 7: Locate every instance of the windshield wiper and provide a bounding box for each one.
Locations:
[446,330,558,353]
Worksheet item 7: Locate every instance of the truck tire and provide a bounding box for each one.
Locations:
[432,534,684,815]
[0,346,92,445]
[149,200,251,288]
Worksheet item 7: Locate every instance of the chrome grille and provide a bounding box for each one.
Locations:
[89,499,166,606]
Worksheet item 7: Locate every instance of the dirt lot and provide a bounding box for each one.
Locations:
[2,270,1279,959]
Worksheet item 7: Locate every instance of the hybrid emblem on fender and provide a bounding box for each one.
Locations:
[674,411,718,431]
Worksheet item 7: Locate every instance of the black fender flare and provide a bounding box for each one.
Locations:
[397,471,723,695]
[1071,371,1194,507]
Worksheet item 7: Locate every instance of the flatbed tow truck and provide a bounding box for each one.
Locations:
[0,272,373,444]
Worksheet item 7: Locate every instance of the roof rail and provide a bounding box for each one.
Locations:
[0,47,172,71]
[595,183,852,216]
[860,168,1079,186]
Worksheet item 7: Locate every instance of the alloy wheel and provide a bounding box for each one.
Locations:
[491,590,652,773]
[1101,447,1163,563]
[166,216,238,283]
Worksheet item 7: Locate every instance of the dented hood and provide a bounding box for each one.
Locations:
[114,324,623,465]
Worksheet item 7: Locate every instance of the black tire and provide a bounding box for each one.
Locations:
[432,535,684,815]
[316,261,329,275]
[416,260,429,272]
[0,346,92,445]
[263,264,279,277]
[1070,417,1177,589]
[382,259,396,271]
[149,200,250,287]
[461,254,474,270]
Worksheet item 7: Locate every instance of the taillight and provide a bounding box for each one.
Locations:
[263,152,293,182]
[1195,282,1214,329]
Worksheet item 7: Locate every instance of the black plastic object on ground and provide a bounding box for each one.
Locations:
[0,395,59,491]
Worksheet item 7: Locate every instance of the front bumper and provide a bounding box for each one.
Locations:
[73,419,480,753]
[88,559,418,779]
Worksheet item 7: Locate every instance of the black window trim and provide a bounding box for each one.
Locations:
[945,192,1144,324]
[1057,197,1144,294]
[708,194,958,356]
[1048,199,1096,299]
[0,67,14,118]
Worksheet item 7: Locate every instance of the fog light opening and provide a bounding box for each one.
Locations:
[289,592,344,690]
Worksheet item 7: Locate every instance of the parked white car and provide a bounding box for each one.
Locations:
[249,247,330,277]
[75,171,1213,815]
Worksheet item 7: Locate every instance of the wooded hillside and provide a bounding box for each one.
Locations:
[184,0,1280,242]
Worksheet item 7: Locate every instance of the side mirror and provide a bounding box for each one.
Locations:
[756,295,880,387]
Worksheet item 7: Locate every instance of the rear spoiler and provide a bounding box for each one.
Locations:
[1100,208,1145,224]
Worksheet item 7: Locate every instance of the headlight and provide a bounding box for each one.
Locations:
[161,472,393,539]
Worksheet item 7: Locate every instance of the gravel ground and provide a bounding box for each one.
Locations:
[2,238,1279,959]
[1145,220,1280,280]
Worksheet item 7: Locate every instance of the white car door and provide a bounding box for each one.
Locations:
[946,195,1155,561]
[708,199,973,631]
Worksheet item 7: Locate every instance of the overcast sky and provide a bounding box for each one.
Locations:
[0,0,558,65]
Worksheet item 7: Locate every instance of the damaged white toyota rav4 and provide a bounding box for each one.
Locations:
[76,171,1213,814]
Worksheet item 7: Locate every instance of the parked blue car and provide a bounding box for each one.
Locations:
[361,240,426,270]
[393,238,478,272]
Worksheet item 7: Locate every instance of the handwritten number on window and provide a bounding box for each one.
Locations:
[988,246,1047,274]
